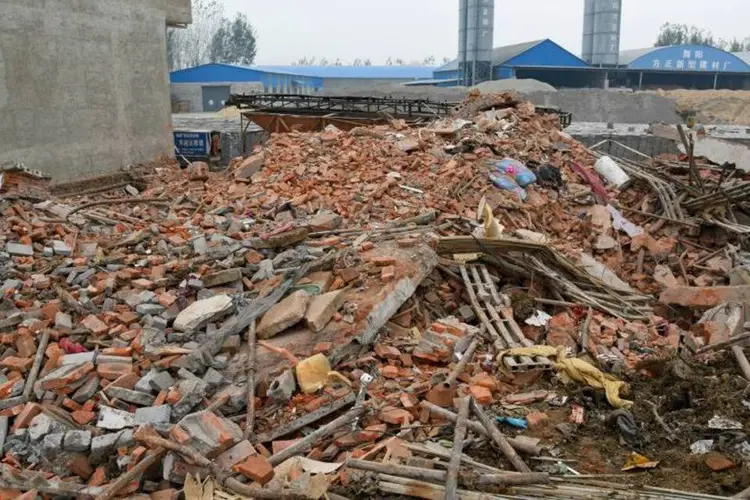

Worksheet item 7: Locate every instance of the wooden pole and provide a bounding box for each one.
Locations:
[347,459,447,484]
[253,393,356,444]
[476,472,549,486]
[732,345,750,381]
[445,337,480,386]
[471,399,531,473]
[445,396,471,500]
[95,448,166,500]
[244,321,257,440]
[696,332,750,354]
[133,426,300,499]
[419,401,540,456]
[268,406,365,466]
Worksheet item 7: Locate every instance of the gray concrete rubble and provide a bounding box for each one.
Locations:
[173,294,235,332]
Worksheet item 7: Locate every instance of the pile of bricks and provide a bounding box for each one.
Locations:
[0,91,743,498]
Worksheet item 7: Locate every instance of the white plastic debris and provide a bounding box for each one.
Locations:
[525,310,552,327]
[607,205,644,237]
[690,440,714,454]
[708,415,743,430]
[594,156,631,189]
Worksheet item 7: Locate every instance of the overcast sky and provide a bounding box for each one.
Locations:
[220,0,749,65]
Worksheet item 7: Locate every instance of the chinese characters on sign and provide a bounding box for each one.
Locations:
[651,49,732,71]
[174,132,210,157]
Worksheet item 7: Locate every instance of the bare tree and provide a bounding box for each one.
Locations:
[167,0,225,70]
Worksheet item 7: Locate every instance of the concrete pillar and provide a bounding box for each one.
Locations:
[638,72,643,90]
[714,73,719,90]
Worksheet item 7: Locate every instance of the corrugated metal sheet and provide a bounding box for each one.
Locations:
[170,64,434,83]
[436,39,588,75]
[254,66,435,79]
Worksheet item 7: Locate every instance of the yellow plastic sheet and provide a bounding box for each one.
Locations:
[498,346,633,409]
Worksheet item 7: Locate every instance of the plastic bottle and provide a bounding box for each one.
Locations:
[490,158,537,187]
[489,172,527,201]
[594,156,631,189]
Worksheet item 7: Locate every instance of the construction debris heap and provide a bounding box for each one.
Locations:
[0,90,749,498]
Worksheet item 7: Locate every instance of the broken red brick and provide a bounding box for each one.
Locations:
[525,411,550,430]
[232,455,274,485]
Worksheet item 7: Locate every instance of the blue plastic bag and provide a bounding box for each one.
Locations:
[489,172,527,201]
[491,158,537,187]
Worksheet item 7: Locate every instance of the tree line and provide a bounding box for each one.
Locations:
[655,23,750,52]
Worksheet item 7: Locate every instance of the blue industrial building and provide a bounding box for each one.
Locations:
[428,41,750,91]
[170,64,436,112]
[435,39,591,85]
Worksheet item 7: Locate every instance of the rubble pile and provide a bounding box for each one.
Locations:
[0,91,750,499]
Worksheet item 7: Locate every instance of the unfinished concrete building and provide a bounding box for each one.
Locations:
[0,0,192,182]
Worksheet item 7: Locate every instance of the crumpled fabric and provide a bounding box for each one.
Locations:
[498,345,633,409]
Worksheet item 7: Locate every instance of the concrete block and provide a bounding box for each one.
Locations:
[135,405,172,426]
[136,303,166,316]
[97,406,135,430]
[202,268,243,288]
[43,432,64,457]
[52,240,72,256]
[5,243,33,256]
[305,290,345,332]
[257,290,310,339]
[172,411,243,458]
[54,312,73,330]
[173,294,234,332]
[105,386,156,406]
[150,371,176,392]
[64,430,92,452]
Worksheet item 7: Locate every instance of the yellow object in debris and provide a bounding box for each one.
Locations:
[295,353,349,393]
[482,202,504,239]
[296,353,331,393]
[498,346,633,409]
[622,452,659,471]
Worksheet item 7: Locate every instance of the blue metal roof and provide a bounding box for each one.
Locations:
[435,39,589,74]
[170,63,435,83]
[254,65,435,79]
[620,45,750,73]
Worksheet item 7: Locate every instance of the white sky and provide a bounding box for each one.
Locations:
[220,0,750,65]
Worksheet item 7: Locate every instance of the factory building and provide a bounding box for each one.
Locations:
[434,39,593,88]
[0,0,192,181]
[170,64,434,112]
[428,41,750,91]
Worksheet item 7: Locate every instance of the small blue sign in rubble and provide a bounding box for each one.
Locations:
[174,131,211,158]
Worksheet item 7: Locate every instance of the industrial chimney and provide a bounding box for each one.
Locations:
[582,0,622,66]
[458,0,495,86]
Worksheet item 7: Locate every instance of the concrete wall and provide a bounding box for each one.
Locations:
[171,82,263,113]
[0,0,191,182]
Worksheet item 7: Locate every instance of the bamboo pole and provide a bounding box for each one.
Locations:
[445,396,471,500]
[471,399,531,473]
[419,401,540,455]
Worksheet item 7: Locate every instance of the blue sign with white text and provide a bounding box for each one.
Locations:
[628,45,750,73]
[174,131,211,157]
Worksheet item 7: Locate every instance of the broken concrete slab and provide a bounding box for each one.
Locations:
[105,386,156,406]
[97,406,135,430]
[5,243,33,256]
[659,286,750,308]
[173,294,235,332]
[257,290,311,339]
[172,411,243,458]
[202,268,243,288]
[135,405,172,426]
[305,290,346,332]
[63,430,92,452]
